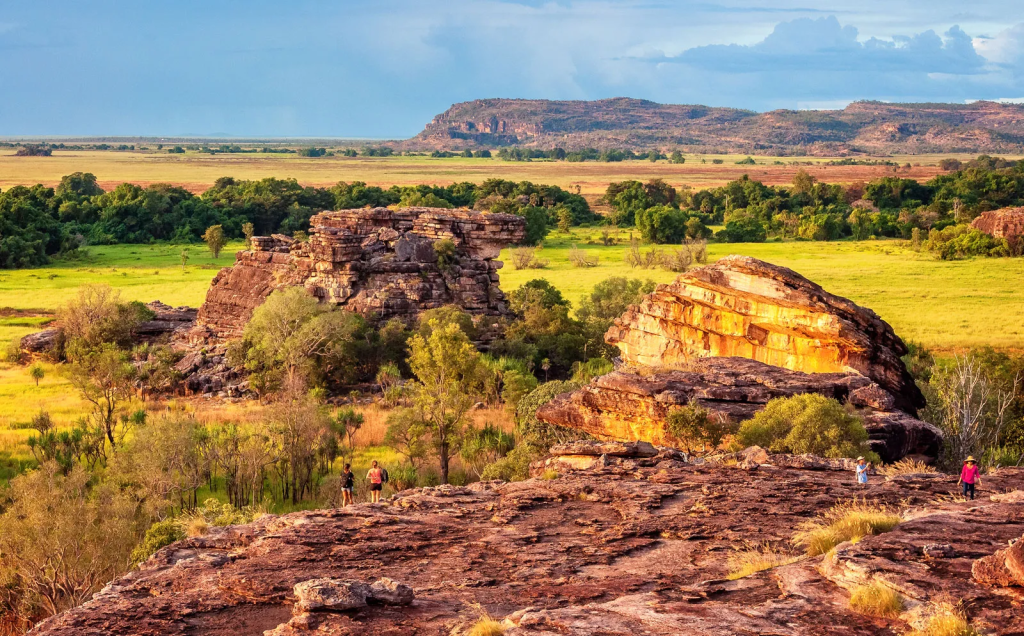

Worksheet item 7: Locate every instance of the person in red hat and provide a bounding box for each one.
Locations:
[958,456,981,500]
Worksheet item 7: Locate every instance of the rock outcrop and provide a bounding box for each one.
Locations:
[972,207,1024,242]
[187,207,525,346]
[27,461,1024,636]
[19,301,197,355]
[972,532,1024,588]
[538,256,939,462]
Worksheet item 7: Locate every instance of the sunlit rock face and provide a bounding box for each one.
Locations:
[971,207,1024,242]
[538,256,938,462]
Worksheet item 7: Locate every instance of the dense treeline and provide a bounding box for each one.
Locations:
[607,156,1024,257]
[0,174,593,268]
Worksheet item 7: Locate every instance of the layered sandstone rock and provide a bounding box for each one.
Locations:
[27,462,1024,636]
[186,207,525,346]
[537,357,941,462]
[606,256,924,413]
[538,257,938,462]
[971,207,1024,241]
[20,301,197,354]
[972,530,1024,588]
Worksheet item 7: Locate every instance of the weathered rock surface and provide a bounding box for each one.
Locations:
[28,464,1024,636]
[605,256,924,414]
[537,357,941,462]
[972,529,1024,588]
[175,207,524,395]
[539,257,938,462]
[186,207,524,347]
[972,207,1024,241]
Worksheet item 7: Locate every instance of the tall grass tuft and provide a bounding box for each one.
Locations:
[907,602,979,636]
[466,617,506,636]
[849,582,904,618]
[879,458,937,476]
[726,544,799,580]
[793,499,902,556]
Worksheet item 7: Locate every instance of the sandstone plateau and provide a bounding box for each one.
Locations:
[27,452,1024,636]
[539,256,940,462]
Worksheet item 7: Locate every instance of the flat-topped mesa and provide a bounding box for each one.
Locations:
[188,207,525,346]
[971,207,1024,242]
[605,255,925,414]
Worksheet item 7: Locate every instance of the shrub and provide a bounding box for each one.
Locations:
[570,358,614,383]
[568,244,597,267]
[792,499,901,556]
[849,582,904,618]
[878,458,937,476]
[434,238,457,272]
[737,394,876,460]
[635,205,689,243]
[386,464,419,492]
[726,545,798,580]
[480,444,533,481]
[509,247,549,270]
[666,403,734,454]
[658,246,693,272]
[624,237,660,268]
[130,519,186,565]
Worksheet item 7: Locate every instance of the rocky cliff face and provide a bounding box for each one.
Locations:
[972,207,1024,242]
[408,98,1024,154]
[174,207,524,395]
[27,457,1024,636]
[538,256,939,462]
[187,207,525,347]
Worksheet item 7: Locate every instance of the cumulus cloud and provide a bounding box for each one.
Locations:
[975,22,1024,68]
[662,16,986,74]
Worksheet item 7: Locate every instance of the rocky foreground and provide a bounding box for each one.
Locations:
[30,452,1024,636]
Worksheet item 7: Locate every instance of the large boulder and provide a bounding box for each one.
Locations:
[605,256,924,414]
[536,357,941,462]
[972,533,1024,588]
[538,257,939,462]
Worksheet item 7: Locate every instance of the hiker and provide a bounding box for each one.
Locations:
[367,460,384,503]
[341,463,354,507]
[958,456,982,500]
[855,456,871,485]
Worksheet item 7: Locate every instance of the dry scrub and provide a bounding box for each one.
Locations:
[848,582,904,618]
[466,617,506,636]
[879,457,938,477]
[793,499,902,556]
[908,602,979,636]
[725,544,799,580]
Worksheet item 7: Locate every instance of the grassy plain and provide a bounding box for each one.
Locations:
[0,149,998,196]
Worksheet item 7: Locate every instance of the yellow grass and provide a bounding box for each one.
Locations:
[793,499,902,556]
[0,149,1008,196]
[466,617,506,636]
[879,458,938,476]
[849,582,905,618]
[725,545,800,580]
[908,603,979,636]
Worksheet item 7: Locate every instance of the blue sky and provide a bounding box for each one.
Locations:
[1,0,1023,137]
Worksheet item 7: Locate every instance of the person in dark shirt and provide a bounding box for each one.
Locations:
[342,463,355,507]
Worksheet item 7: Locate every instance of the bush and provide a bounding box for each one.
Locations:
[467,616,506,636]
[792,499,901,556]
[480,444,534,482]
[849,582,904,618]
[666,403,734,454]
[568,244,597,267]
[509,247,549,270]
[737,394,876,460]
[715,218,767,243]
[907,602,979,636]
[635,205,689,244]
[131,519,186,565]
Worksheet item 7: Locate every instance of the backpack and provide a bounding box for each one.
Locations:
[380,468,389,484]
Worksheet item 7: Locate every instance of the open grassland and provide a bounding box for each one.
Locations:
[1,234,1021,353]
[0,149,1003,195]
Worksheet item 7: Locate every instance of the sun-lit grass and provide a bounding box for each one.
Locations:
[0,362,87,430]
[466,617,506,636]
[879,458,939,477]
[849,582,905,618]
[908,602,980,636]
[0,149,985,196]
[793,499,902,556]
[725,544,800,580]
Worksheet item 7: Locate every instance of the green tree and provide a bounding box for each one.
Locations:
[64,344,139,449]
[406,321,484,483]
[242,222,255,249]
[737,394,875,460]
[29,363,45,386]
[202,224,227,258]
[666,403,733,454]
[180,248,189,272]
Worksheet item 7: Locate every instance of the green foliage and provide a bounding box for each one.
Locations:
[514,380,590,450]
[926,225,1012,260]
[570,358,613,383]
[737,394,876,460]
[635,205,691,244]
[130,519,185,565]
[417,305,477,341]
[202,224,227,258]
[716,217,767,243]
[498,280,587,377]
[434,238,457,272]
[666,403,734,453]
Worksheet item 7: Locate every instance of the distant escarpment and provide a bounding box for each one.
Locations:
[537,256,940,462]
[408,98,1024,155]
